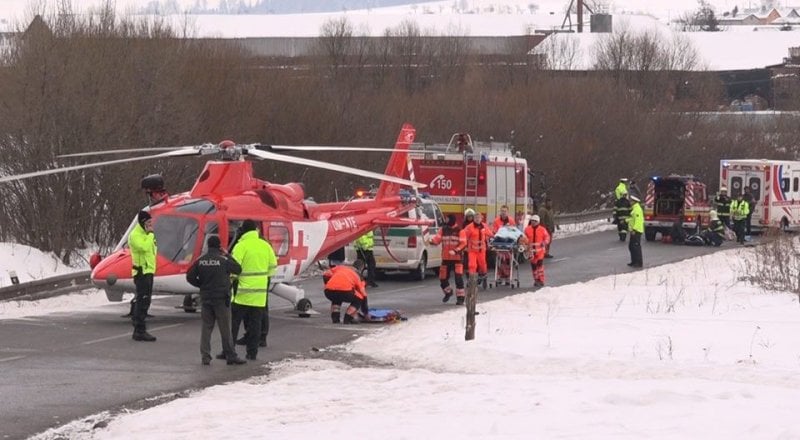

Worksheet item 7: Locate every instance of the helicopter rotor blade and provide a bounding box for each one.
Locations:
[245,148,426,189]
[0,148,200,184]
[267,145,399,152]
[57,147,187,158]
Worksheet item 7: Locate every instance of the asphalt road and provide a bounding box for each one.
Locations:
[0,230,736,439]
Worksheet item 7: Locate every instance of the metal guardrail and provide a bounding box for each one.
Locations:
[0,270,93,302]
[554,208,614,225]
[0,210,612,301]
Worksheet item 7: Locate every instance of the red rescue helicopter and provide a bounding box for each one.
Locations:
[0,123,427,315]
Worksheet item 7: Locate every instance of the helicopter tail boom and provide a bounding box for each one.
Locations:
[374,123,416,201]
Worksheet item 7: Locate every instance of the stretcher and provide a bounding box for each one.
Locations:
[488,236,523,289]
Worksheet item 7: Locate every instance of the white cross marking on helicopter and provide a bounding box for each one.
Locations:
[287,229,309,276]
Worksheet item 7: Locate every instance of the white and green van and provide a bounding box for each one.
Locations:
[345,198,445,280]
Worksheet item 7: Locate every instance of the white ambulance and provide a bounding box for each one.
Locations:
[720,159,800,231]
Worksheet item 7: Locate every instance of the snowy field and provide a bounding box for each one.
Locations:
[0,242,87,288]
[26,244,800,440]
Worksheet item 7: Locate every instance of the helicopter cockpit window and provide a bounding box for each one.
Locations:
[267,225,289,256]
[154,215,199,264]
[200,221,219,255]
[175,199,217,214]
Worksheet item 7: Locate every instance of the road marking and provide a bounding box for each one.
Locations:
[0,355,27,363]
[549,257,570,263]
[81,323,184,345]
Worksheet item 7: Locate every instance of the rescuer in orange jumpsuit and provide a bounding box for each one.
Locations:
[492,204,516,233]
[429,214,465,305]
[322,260,369,324]
[524,214,551,288]
[457,210,491,283]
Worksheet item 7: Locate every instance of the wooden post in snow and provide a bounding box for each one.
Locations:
[465,273,477,340]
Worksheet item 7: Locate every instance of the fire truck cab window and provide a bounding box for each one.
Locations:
[781,178,790,193]
[794,177,799,193]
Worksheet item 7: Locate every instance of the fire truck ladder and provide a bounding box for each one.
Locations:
[464,153,480,210]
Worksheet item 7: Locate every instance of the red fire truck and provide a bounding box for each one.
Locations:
[404,133,532,224]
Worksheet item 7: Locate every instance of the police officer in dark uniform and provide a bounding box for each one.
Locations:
[186,236,246,365]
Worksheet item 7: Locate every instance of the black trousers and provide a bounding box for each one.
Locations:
[357,249,377,283]
[439,260,464,291]
[200,299,236,362]
[628,232,643,266]
[734,219,746,243]
[231,303,264,358]
[746,213,753,236]
[132,273,153,334]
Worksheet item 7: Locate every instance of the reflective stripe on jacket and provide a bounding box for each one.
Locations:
[459,223,489,253]
[627,202,644,233]
[231,230,277,307]
[128,223,157,276]
[430,225,462,261]
[523,224,551,261]
[731,199,750,221]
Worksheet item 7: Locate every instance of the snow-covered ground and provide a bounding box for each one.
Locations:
[24,243,800,439]
[0,242,87,288]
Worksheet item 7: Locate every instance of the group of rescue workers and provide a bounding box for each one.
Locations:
[128,211,277,366]
[611,177,754,268]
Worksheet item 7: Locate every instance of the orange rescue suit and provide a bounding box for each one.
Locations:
[458,222,491,274]
[323,265,366,300]
[430,225,462,261]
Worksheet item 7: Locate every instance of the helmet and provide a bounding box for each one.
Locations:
[531,215,541,223]
[630,195,641,203]
[709,210,718,219]
[620,178,629,182]
[720,186,728,192]
[464,208,476,217]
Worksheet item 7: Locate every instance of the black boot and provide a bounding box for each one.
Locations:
[331,312,340,324]
[132,331,156,342]
[227,356,247,365]
[442,290,453,303]
[456,296,465,305]
[235,336,247,346]
[343,314,359,324]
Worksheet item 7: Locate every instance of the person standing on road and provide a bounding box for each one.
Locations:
[354,230,378,288]
[523,214,551,287]
[492,205,516,232]
[186,236,246,366]
[229,220,277,361]
[743,187,755,238]
[457,211,491,285]
[429,214,465,305]
[714,186,732,229]
[731,193,750,244]
[323,259,369,324]
[538,198,556,257]
[128,210,157,342]
[627,195,644,268]
[614,192,632,242]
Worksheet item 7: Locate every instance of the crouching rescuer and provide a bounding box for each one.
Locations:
[429,214,465,305]
[323,259,369,324]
